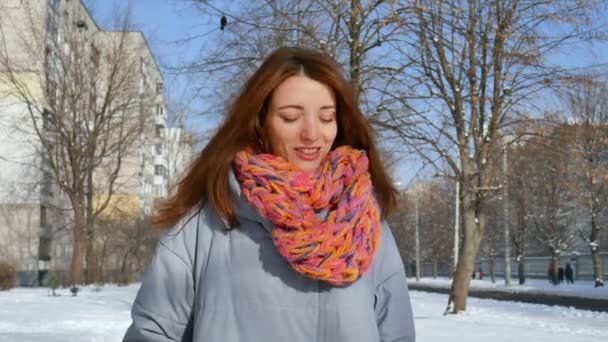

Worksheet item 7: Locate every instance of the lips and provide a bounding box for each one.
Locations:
[294,147,321,161]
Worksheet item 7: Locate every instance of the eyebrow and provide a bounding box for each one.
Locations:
[276,105,336,110]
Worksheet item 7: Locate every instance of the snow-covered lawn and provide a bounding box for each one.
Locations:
[0,283,607,341]
[0,285,139,342]
[410,277,608,300]
[412,291,608,342]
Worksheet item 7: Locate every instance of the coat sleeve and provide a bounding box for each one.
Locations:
[123,239,195,341]
[374,224,416,342]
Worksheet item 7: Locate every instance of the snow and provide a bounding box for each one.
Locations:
[0,285,139,341]
[412,292,608,342]
[0,282,607,341]
[411,277,608,300]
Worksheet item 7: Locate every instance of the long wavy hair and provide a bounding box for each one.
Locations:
[155,47,397,228]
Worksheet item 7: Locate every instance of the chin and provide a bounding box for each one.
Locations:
[296,165,317,172]
[294,161,320,172]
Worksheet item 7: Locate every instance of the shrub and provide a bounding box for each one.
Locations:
[0,262,16,290]
[44,273,59,296]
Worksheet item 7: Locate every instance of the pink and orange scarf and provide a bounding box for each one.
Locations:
[233,146,382,286]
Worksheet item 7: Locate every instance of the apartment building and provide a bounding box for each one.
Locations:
[0,0,169,285]
[165,126,195,191]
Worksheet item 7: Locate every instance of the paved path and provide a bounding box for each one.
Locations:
[408,283,608,312]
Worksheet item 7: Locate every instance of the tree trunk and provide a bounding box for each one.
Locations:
[446,194,483,313]
[120,250,132,285]
[348,0,361,100]
[85,170,97,284]
[490,253,496,284]
[590,198,604,287]
[518,255,526,285]
[433,259,438,279]
[591,251,604,287]
[551,252,560,285]
[518,217,527,285]
[69,199,86,284]
[85,231,97,283]
[97,237,108,284]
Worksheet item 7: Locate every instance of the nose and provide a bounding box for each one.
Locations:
[300,115,319,142]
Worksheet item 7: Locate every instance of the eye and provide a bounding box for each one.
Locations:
[320,112,336,123]
[279,113,299,123]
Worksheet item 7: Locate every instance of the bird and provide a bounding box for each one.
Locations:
[220,15,227,30]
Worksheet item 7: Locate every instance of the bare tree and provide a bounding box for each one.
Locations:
[419,180,454,278]
[518,129,579,284]
[173,0,415,152]
[387,190,416,275]
[0,2,147,284]
[96,207,160,285]
[507,135,533,285]
[558,77,608,287]
[392,0,606,312]
[479,198,501,283]
[172,0,606,310]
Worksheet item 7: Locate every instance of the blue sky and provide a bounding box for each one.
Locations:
[89,0,220,130]
[88,1,608,187]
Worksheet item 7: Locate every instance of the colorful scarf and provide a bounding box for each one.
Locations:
[232,145,382,286]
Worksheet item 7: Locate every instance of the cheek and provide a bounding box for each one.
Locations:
[267,122,294,153]
[323,123,338,143]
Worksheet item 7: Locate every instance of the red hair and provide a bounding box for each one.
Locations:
[155,47,397,228]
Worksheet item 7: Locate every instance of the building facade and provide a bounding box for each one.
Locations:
[0,0,169,285]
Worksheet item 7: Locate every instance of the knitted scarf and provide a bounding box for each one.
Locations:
[232,145,382,286]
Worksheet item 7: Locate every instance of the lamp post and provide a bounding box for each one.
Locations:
[453,179,460,273]
[433,172,460,276]
[414,185,420,281]
[503,137,512,286]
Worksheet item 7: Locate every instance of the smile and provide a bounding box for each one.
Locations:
[294,147,321,160]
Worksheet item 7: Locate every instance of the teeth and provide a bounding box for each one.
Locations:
[297,148,319,154]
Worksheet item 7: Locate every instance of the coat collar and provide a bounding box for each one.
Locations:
[228,170,274,233]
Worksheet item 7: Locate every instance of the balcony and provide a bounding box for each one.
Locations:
[153,154,166,166]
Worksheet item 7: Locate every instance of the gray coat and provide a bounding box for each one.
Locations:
[124,173,415,342]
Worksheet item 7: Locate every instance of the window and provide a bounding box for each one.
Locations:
[154,185,164,197]
[41,170,53,197]
[46,78,57,109]
[156,82,163,94]
[90,46,100,69]
[40,205,48,226]
[42,109,57,131]
[154,165,166,177]
[155,124,164,138]
[38,236,52,261]
[156,105,164,116]
[155,143,162,154]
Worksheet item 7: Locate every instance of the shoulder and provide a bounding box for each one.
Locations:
[158,204,226,268]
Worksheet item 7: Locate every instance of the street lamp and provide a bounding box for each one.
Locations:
[453,178,460,273]
[433,172,460,276]
[502,135,514,286]
[414,185,420,281]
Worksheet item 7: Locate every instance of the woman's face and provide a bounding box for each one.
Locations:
[265,75,338,172]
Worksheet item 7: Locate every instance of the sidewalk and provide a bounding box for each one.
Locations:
[408,277,608,312]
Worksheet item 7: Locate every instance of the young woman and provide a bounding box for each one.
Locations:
[124,47,415,342]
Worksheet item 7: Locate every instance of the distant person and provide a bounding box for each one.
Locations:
[565,263,574,284]
[123,47,415,342]
[558,266,565,284]
[548,263,556,285]
[478,268,484,280]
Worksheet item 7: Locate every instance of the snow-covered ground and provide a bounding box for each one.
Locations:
[410,277,608,299]
[0,285,139,342]
[0,283,607,342]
